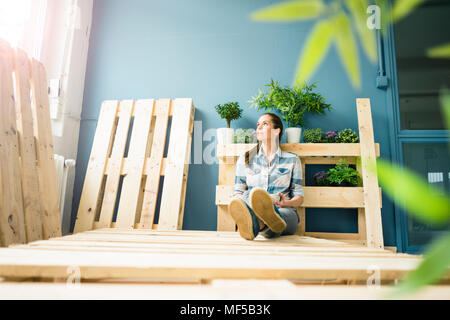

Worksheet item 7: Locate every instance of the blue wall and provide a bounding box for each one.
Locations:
[71,0,398,246]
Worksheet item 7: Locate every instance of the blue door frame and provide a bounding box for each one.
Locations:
[383,14,449,254]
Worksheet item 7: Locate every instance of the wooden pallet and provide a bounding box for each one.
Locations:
[0,228,426,284]
[0,39,61,247]
[216,99,384,249]
[73,98,195,233]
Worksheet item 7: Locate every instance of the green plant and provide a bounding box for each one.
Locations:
[323,130,338,143]
[249,80,331,127]
[234,128,257,144]
[215,102,243,128]
[313,170,332,186]
[251,0,427,89]
[337,128,359,143]
[326,159,360,186]
[303,128,324,143]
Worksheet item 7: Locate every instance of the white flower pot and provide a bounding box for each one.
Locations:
[285,127,302,143]
[217,128,234,144]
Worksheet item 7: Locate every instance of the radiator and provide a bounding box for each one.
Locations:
[54,154,76,226]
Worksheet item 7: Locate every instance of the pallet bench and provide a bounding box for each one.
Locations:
[216,98,384,249]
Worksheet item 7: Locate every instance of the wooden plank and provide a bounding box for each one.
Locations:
[302,187,365,208]
[357,99,384,249]
[13,48,43,242]
[29,58,61,239]
[96,100,134,229]
[15,241,403,259]
[217,143,380,158]
[139,99,171,229]
[74,101,119,233]
[0,246,422,281]
[216,155,237,231]
[115,99,155,228]
[0,39,26,246]
[296,160,306,236]
[0,282,448,300]
[216,185,381,208]
[356,157,367,243]
[158,99,195,230]
[109,157,167,176]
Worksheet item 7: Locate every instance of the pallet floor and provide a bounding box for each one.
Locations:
[0,229,424,282]
[1,229,449,299]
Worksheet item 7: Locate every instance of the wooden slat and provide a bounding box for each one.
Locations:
[74,101,119,233]
[96,100,134,229]
[13,48,43,242]
[217,143,380,158]
[0,242,422,281]
[139,99,171,229]
[357,99,384,249]
[115,99,155,229]
[296,160,306,236]
[0,39,26,246]
[216,156,239,231]
[356,157,367,243]
[158,99,195,230]
[0,282,448,300]
[29,58,61,239]
[216,185,381,208]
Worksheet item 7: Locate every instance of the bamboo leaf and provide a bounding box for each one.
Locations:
[251,0,326,22]
[392,232,450,297]
[333,13,361,89]
[346,0,378,63]
[293,19,334,87]
[391,0,425,22]
[427,43,450,59]
[374,159,450,226]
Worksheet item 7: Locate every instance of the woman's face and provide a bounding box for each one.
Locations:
[256,115,280,142]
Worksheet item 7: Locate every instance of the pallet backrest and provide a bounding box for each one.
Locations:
[216,99,384,249]
[74,98,195,233]
[0,39,62,247]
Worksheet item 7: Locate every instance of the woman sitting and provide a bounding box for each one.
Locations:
[229,113,304,240]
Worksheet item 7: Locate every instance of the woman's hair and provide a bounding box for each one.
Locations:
[244,113,283,165]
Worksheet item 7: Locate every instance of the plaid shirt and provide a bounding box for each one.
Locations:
[233,144,304,204]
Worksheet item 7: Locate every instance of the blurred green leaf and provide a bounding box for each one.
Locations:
[346,0,378,63]
[251,0,326,22]
[440,88,450,133]
[391,0,425,22]
[294,19,334,87]
[427,43,450,59]
[374,159,450,226]
[391,232,450,297]
[333,13,361,89]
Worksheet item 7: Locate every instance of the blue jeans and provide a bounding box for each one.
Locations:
[242,200,300,239]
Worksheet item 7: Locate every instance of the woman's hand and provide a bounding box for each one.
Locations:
[275,193,304,208]
[275,193,288,208]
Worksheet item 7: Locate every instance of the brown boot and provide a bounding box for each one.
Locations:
[249,188,286,233]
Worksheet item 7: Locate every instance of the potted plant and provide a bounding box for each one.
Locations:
[323,130,338,143]
[234,128,257,144]
[313,170,332,186]
[326,159,360,186]
[215,102,242,144]
[302,128,324,143]
[313,159,360,187]
[336,128,359,143]
[249,80,331,143]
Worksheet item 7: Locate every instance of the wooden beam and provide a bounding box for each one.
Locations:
[357,98,384,249]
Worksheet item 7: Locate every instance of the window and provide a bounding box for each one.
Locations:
[0,0,47,58]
